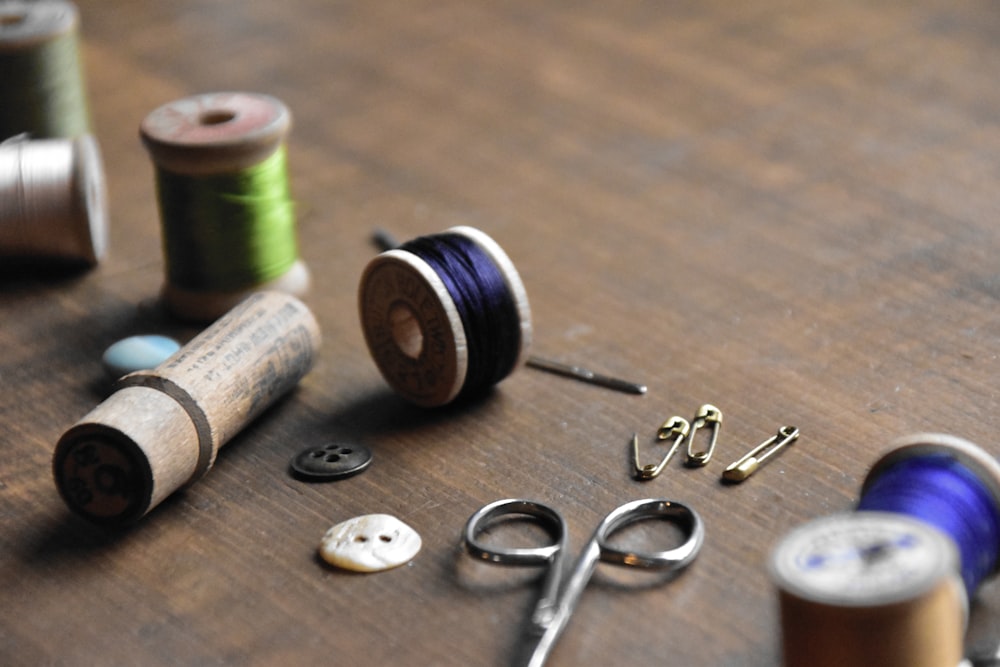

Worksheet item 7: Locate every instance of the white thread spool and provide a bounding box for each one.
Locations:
[139,91,310,322]
[771,512,967,667]
[53,291,321,525]
[0,134,107,265]
[357,226,532,407]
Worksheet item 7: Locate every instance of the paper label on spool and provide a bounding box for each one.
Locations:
[770,512,960,607]
[359,253,465,406]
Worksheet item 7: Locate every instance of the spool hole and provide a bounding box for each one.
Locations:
[198,109,237,126]
[389,303,424,360]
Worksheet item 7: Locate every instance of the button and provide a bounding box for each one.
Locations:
[102,334,180,380]
[290,442,372,481]
[319,513,421,572]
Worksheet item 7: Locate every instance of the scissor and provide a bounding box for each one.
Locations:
[463,498,704,667]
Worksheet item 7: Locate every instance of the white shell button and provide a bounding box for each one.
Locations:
[319,513,421,572]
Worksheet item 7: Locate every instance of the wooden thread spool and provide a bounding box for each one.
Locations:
[771,512,966,667]
[0,134,107,265]
[53,291,321,526]
[358,226,532,407]
[140,92,309,322]
[0,0,90,139]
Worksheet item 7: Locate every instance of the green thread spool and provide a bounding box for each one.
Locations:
[140,92,309,322]
[0,1,90,139]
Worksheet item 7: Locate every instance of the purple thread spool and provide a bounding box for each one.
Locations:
[859,433,1000,597]
[358,226,532,407]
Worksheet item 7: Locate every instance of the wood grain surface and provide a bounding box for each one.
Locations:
[3,1,1000,665]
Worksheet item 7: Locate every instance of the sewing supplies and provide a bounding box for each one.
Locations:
[684,403,722,467]
[521,356,647,395]
[319,514,421,572]
[0,1,90,139]
[364,227,646,404]
[101,335,181,380]
[140,91,309,322]
[772,512,965,667]
[463,498,703,667]
[359,226,532,407]
[771,433,1000,667]
[858,433,1000,595]
[53,291,321,525]
[633,416,689,480]
[722,426,799,483]
[290,441,373,482]
[0,134,107,265]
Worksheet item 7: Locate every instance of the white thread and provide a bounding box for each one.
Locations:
[0,133,107,264]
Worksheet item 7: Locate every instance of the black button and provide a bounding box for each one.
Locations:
[290,442,373,481]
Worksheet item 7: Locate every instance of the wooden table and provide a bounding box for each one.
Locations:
[3,1,1000,664]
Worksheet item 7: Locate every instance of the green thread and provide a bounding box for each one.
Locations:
[0,16,90,138]
[155,146,300,292]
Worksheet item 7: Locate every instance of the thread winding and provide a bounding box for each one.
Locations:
[0,1,89,139]
[0,134,107,264]
[140,91,308,321]
[358,226,532,407]
[859,454,1000,595]
[400,232,522,398]
[155,146,298,291]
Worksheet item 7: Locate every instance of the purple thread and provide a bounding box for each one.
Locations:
[858,455,1000,594]
[401,232,521,399]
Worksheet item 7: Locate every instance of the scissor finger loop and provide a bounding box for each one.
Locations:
[595,498,704,569]
[464,498,566,565]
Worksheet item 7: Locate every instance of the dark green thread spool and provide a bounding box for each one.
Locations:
[140,92,309,322]
[0,1,90,139]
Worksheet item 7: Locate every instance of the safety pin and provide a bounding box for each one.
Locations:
[722,426,800,482]
[685,404,722,467]
[634,417,690,480]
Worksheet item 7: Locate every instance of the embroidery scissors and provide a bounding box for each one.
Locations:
[463,498,704,667]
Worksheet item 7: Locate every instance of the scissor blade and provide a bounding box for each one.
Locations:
[516,619,563,667]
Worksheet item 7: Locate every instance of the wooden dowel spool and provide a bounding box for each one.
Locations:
[53,291,321,525]
[0,134,107,265]
[771,512,966,667]
[358,226,532,407]
[139,91,309,322]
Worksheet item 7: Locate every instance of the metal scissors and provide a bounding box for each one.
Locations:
[463,498,704,667]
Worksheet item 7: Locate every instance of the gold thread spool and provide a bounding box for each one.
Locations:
[52,291,321,525]
[139,92,310,322]
[0,0,90,139]
[771,512,966,667]
[357,226,533,407]
[0,134,107,265]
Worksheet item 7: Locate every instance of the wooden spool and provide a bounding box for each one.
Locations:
[139,91,310,322]
[0,134,107,265]
[771,512,966,667]
[357,226,532,407]
[53,291,322,525]
[0,0,89,140]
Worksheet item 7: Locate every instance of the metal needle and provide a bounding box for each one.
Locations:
[526,356,647,395]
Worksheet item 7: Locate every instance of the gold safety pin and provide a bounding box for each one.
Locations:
[722,426,800,482]
[634,417,690,480]
[686,404,722,467]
